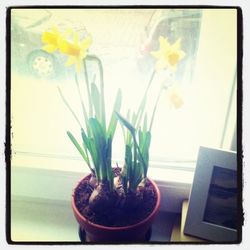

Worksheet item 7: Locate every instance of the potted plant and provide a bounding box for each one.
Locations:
[41,27,185,242]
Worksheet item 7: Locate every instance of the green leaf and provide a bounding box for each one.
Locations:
[88,138,100,180]
[105,136,113,190]
[88,118,106,161]
[105,136,112,167]
[107,88,122,138]
[144,131,151,149]
[125,109,133,145]
[67,131,88,163]
[89,118,106,144]
[143,132,151,155]
[139,131,151,178]
[81,128,90,149]
[89,118,107,181]
[133,162,143,189]
[129,161,143,192]
[139,129,144,148]
[125,144,132,181]
[85,54,106,129]
[91,83,101,122]
[121,175,128,194]
[131,132,148,179]
[115,112,135,135]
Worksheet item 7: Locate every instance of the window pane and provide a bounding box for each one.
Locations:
[11,8,237,167]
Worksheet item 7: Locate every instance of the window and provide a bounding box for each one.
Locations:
[10,8,237,172]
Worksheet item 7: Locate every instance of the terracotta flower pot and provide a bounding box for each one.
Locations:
[72,175,161,243]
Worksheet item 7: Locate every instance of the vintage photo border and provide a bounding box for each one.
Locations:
[2,2,244,248]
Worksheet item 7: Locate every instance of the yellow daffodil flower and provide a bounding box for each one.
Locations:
[151,36,185,71]
[41,27,61,53]
[58,31,92,72]
[166,86,184,109]
[42,27,92,72]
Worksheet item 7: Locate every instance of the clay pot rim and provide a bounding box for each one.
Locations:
[72,174,161,231]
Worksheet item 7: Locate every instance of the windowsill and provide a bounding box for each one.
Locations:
[11,151,195,185]
[11,153,194,214]
[12,150,195,169]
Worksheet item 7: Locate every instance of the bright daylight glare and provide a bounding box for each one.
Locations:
[11,9,237,170]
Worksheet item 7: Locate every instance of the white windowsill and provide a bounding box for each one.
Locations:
[11,152,194,213]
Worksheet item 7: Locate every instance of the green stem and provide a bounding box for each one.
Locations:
[149,84,164,132]
[135,70,156,129]
[146,69,156,93]
[134,134,147,178]
[83,59,93,117]
[57,87,83,128]
[86,55,106,131]
[74,74,89,125]
[98,59,106,131]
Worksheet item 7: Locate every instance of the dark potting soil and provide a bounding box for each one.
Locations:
[74,174,157,227]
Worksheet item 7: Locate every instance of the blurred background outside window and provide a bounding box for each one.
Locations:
[11,8,237,171]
